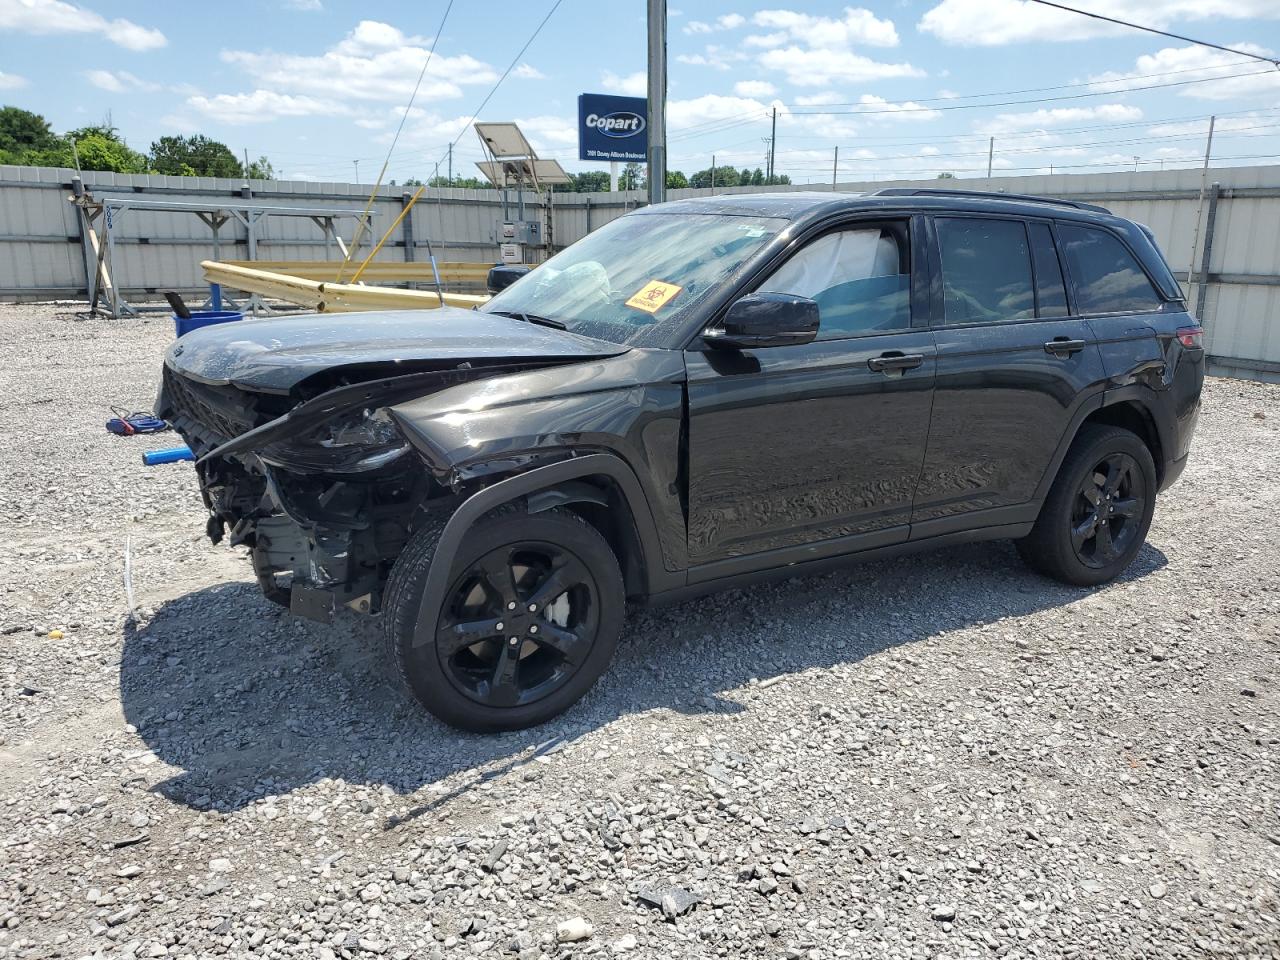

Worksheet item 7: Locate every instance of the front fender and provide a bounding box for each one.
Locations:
[410,455,686,648]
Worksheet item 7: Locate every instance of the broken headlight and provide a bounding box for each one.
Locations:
[258,407,410,474]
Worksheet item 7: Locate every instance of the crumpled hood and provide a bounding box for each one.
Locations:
[164,307,628,392]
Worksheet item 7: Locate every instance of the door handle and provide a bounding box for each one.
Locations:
[868,352,925,373]
[1044,337,1087,356]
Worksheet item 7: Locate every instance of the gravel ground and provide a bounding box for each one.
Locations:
[1,301,1278,960]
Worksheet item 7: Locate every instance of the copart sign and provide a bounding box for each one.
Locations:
[578,93,648,163]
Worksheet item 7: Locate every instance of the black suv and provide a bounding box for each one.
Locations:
[158,188,1204,731]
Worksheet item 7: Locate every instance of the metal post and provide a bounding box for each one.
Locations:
[353,159,359,184]
[769,107,777,181]
[987,137,994,178]
[1195,182,1221,321]
[832,146,838,189]
[447,144,453,184]
[610,161,618,193]
[646,0,667,205]
[711,154,715,193]
[1187,115,1216,288]
[70,176,95,299]
[401,191,416,263]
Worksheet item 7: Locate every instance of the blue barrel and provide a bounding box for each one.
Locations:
[174,310,243,338]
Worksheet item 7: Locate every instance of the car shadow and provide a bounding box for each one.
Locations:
[120,539,1167,815]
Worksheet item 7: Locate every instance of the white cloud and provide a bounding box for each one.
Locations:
[0,0,166,50]
[221,20,498,103]
[669,93,772,132]
[792,91,844,106]
[0,70,28,90]
[283,0,321,9]
[981,104,1143,135]
[752,7,900,48]
[1089,44,1280,101]
[512,62,545,80]
[919,0,1279,46]
[685,12,746,34]
[675,44,747,71]
[1147,113,1274,137]
[601,70,648,96]
[734,80,777,97]
[187,90,353,124]
[84,69,162,93]
[854,94,941,122]
[757,46,923,86]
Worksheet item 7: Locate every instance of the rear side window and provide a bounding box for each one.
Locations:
[1029,222,1069,318]
[935,218,1035,324]
[1057,223,1163,315]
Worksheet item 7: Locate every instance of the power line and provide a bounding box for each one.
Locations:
[1027,0,1280,67]
[434,0,565,171]
[666,66,1276,145]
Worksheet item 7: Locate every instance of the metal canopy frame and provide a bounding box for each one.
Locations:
[71,193,366,318]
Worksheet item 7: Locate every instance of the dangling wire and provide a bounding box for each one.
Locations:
[335,0,456,282]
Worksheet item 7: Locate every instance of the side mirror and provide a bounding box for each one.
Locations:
[487,264,531,294]
[706,292,820,350]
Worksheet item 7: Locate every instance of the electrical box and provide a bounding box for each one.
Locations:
[500,243,523,264]
[497,220,541,245]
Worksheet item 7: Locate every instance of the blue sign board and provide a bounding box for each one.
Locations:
[578,93,648,163]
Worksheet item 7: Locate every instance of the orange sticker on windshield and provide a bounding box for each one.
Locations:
[625,279,683,314]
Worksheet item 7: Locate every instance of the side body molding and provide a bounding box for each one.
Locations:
[412,454,686,648]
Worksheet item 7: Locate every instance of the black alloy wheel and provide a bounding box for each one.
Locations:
[438,542,599,708]
[1070,452,1147,569]
[1016,424,1157,587]
[383,505,624,732]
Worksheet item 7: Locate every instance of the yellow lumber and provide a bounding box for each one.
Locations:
[219,260,495,284]
[201,260,488,312]
[352,184,425,283]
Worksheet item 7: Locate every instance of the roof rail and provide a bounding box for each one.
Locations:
[869,187,1110,214]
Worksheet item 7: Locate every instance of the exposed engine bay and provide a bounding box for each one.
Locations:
[158,358,558,622]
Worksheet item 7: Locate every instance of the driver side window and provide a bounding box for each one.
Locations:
[758,224,911,339]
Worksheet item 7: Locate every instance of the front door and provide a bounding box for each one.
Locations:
[685,217,936,573]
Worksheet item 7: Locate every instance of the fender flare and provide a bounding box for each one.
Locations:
[1032,385,1171,504]
[412,454,684,648]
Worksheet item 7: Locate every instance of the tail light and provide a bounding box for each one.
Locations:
[1175,325,1203,349]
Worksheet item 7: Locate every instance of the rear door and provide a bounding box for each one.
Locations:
[684,216,936,571]
[911,215,1108,535]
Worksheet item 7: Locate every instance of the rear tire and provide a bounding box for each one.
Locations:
[1016,425,1157,587]
[383,505,624,732]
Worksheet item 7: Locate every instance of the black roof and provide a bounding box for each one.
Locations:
[639,188,1114,223]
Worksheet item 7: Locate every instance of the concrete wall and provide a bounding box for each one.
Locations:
[2,162,1278,380]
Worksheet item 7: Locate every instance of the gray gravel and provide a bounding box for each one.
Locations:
[1,301,1278,960]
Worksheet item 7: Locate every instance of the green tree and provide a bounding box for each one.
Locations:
[69,133,148,173]
[689,165,739,188]
[427,174,491,189]
[750,168,765,186]
[246,155,275,179]
[936,172,957,179]
[619,162,644,190]
[665,169,688,189]
[149,135,243,177]
[0,106,59,156]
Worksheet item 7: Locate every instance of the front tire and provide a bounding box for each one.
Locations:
[383,505,624,732]
[1016,425,1157,587]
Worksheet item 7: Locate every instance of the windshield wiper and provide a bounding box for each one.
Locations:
[489,309,567,330]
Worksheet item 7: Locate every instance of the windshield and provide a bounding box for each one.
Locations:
[483,212,786,346]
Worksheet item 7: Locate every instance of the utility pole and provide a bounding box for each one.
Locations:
[986,137,994,179]
[711,154,716,193]
[447,144,453,184]
[1133,156,1140,172]
[832,146,838,189]
[243,147,250,179]
[1187,114,1217,289]
[769,106,777,181]
[646,0,667,204]
[353,159,360,184]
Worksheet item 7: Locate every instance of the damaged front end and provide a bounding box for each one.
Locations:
[158,362,528,622]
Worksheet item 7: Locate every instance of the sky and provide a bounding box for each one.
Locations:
[2,0,1280,185]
